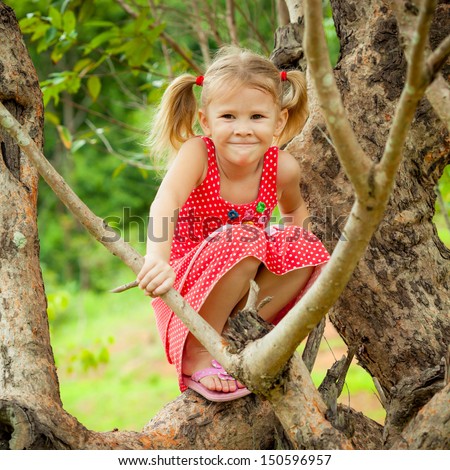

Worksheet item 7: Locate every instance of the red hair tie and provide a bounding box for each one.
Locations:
[195,75,204,86]
[280,71,288,82]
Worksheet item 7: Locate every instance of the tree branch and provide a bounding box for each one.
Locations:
[427,33,450,78]
[426,75,450,131]
[225,0,239,45]
[302,316,326,372]
[277,0,290,27]
[377,0,437,194]
[0,102,231,370]
[391,0,450,131]
[224,301,353,449]
[285,0,303,23]
[234,3,271,54]
[265,352,353,449]
[300,0,372,202]
[397,382,450,449]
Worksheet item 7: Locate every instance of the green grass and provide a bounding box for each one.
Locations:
[49,286,180,431]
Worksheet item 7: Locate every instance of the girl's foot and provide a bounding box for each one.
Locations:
[182,335,245,393]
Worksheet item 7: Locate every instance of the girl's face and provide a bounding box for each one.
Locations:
[198,86,288,169]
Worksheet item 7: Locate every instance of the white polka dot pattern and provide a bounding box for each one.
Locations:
[152,137,330,391]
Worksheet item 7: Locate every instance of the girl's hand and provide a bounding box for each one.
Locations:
[136,254,175,297]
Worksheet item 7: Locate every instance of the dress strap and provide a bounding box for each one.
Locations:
[199,136,220,185]
[259,146,278,209]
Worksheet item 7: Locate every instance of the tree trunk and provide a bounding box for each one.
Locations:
[0,0,62,437]
[282,0,449,447]
[1,0,449,450]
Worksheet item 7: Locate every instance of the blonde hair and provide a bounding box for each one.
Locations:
[148,46,308,163]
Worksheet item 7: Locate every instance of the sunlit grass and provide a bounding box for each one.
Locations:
[49,285,179,432]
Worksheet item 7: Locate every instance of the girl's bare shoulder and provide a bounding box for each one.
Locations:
[276,149,301,191]
[157,137,208,206]
[169,137,209,187]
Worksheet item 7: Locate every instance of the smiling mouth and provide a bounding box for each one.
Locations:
[230,142,258,145]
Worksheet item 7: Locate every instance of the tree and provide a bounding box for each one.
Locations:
[0,0,449,450]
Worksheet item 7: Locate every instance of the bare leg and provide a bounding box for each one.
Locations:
[233,265,315,323]
[182,256,261,392]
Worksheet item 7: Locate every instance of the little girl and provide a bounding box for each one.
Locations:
[137,46,330,401]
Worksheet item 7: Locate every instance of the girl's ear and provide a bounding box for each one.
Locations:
[274,108,289,137]
[198,109,212,136]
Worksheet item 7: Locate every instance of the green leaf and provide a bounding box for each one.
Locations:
[87,76,101,102]
[63,10,76,34]
[31,22,51,42]
[45,111,60,126]
[112,162,127,178]
[57,125,73,150]
[83,20,116,28]
[74,57,94,74]
[48,6,62,29]
[71,139,87,153]
[44,26,58,45]
[78,1,96,23]
[50,45,65,63]
[84,30,118,54]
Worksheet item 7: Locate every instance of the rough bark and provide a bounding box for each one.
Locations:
[0,0,61,417]
[280,0,449,446]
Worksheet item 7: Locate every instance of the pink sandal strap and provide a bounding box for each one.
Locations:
[191,360,235,383]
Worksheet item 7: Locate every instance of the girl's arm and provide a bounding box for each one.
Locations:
[276,150,310,228]
[137,138,208,296]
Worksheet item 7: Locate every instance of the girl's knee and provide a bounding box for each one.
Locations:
[236,256,261,275]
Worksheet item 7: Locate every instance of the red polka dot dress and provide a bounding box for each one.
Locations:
[152,136,330,391]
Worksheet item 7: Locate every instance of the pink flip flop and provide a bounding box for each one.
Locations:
[183,360,252,402]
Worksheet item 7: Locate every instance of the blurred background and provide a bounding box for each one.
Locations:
[7,0,449,431]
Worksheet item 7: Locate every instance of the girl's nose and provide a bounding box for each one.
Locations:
[233,122,253,135]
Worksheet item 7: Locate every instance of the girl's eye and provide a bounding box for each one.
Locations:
[221,114,234,119]
[251,114,264,120]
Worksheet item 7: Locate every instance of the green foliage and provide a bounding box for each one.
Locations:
[323,1,340,66]
[47,282,179,431]
[435,166,450,246]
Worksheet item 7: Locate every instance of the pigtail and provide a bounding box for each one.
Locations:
[148,74,199,164]
[277,70,308,147]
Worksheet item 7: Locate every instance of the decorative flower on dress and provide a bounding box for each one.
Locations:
[227,209,239,221]
[242,209,255,225]
[256,201,266,213]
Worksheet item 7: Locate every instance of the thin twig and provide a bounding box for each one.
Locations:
[190,1,212,66]
[427,33,450,78]
[61,99,146,135]
[302,316,326,373]
[225,0,239,45]
[373,377,387,409]
[110,279,139,293]
[235,3,271,54]
[391,0,450,131]
[277,0,291,26]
